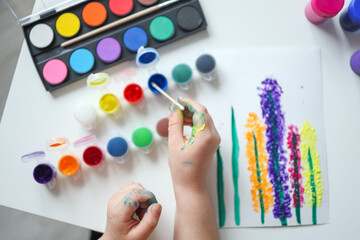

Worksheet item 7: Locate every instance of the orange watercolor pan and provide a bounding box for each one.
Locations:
[82,2,107,27]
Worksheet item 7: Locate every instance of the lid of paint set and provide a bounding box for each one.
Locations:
[3,0,86,25]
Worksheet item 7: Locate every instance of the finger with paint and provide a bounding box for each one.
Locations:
[100,182,161,240]
[169,97,219,150]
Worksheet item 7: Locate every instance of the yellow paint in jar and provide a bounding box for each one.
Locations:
[56,13,81,38]
[58,155,79,176]
[99,93,120,114]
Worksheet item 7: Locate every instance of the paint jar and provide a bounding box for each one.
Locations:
[136,46,160,73]
[87,72,121,117]
[73,135,105,171]
[196,54,216,81]
[123,83,145,108]
[156,117,169,140]
[350,50,360,75]
[172,63,193,90]
[74,102,97,130]
[132,126,153,154]
[107,135,129,164]
[148,73,168,94]
[47,137,81,180]
[340,0,360,32]
[21,151,56,189]
[305,0,344,25]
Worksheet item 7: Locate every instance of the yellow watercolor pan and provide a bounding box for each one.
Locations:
[56,12,81,38]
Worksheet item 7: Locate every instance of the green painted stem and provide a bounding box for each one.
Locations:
[307,148,317,225]
[231,107,240,226]
[292,133,301,225]
[253,131,265,224]
[216,147,226,228]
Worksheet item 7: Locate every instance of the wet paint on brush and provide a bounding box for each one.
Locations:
[231,106,240,226]
[178,98,206,150]
[258,78,291,226]
[300,121,323,225]
[245,112,273,224]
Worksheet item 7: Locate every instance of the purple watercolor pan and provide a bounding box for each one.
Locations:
[96,37,122,63]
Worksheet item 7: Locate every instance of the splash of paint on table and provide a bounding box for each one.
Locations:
[300,121,323,225]
[231,106,240,226]
[258,78,291,226]
[178,98,206,150]
[287,125,304,225]
[245,112,273,224]
[216,147,226,228]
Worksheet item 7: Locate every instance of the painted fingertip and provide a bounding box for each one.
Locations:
[169,104,177,112]
[151,203,162,214]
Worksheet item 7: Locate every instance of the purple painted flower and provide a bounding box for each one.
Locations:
[258,78,291,225]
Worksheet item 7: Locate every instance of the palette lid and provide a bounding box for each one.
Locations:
[73,135,97,148]
[21,151,46,163]
[87,72,110,90]
[3,0,87,25]
[46,137,70,151]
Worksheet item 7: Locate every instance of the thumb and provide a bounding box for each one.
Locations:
[168,104,184,148]
[135,203,162,239]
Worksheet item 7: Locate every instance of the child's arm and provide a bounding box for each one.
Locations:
[100,182,162,240]
[168,97,220,240]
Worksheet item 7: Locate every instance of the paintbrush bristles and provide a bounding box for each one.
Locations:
[151,82,185,111]
[61,0,181,48]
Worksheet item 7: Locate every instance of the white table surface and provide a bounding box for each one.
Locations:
[1,0,360,239]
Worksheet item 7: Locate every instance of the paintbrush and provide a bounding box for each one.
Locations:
[151,82,185,111]
[61,0,181,48]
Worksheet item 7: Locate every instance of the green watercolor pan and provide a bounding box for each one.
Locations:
[4,0,207,92]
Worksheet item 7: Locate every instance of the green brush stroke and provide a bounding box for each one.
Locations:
[216,147,226,228]
[252,131,265,224]
[292,133,301,225]
[307,147,317,225]
[231,107,240,226]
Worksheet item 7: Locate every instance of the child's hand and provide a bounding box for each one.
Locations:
[100,182,162,240]
[168,97,221,191]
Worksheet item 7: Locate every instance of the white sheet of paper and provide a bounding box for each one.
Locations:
[202,48,329,227]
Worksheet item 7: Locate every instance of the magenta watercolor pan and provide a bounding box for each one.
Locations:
[21,0,207,92]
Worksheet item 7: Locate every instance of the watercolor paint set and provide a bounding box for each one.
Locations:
[4,0,207,91]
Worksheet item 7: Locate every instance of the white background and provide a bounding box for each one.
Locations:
[0,0,359,239]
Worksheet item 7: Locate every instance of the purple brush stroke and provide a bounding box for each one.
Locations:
[258,78,292,223]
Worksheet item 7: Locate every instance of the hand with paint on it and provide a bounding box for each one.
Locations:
[168,97,221,190]
[100,182,162,240]
[168,97,220,240]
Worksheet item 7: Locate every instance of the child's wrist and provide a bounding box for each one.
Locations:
[173,181,208,198]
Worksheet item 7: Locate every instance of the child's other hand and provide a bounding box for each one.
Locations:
[100,182,162,240]
[168,97,221,191]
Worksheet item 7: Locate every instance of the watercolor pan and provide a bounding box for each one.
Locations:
[11,0,207,92]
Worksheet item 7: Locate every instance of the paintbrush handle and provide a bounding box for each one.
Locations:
[61,0,179,48]
[151,83,184,110]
